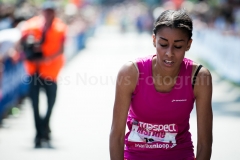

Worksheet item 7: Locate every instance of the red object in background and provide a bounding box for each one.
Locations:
[70,0,84,8]
[172,0,184,9]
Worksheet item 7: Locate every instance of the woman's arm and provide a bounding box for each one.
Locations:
[109,62,138,160]
[194,67,213,160]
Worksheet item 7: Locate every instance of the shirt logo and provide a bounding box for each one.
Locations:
[172,99,187,102]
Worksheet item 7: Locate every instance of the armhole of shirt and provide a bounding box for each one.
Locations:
[129,60,139,94]
[130,61,139,74]
[192,64,203,89]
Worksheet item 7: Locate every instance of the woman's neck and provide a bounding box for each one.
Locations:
[152,57,180,78]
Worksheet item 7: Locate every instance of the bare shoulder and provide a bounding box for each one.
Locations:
[118,61,138,75]
[192,61,211,80]
[117,61,139,93]
[194,65,212,97]
[196,66,212,82]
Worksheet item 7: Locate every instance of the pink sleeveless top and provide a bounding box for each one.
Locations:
[124,55,195,160]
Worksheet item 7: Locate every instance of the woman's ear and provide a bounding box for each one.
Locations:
[186,39,192,51]
[152,34,156,47]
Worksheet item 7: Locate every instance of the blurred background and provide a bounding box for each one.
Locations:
[0,0,240,160]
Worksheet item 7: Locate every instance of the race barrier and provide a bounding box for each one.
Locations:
[192,29,240,85]
[0,59,29,122]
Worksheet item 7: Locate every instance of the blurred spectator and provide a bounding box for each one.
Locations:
[0,3,14,30]
[18,1,67,148]
[0,15,25,97]
[181,0,240,36]
[0,16,25,61]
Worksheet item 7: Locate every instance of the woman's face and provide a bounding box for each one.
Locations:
[153,27,192,72]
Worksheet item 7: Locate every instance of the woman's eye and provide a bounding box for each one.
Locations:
[160,44,167,47]
[175,46,182,49]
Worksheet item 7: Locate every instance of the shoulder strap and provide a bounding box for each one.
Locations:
[192,64,203,88]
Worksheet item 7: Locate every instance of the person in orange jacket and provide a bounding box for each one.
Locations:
[20,1,67,148]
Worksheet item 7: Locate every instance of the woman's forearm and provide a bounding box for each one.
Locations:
[196,144,212,160]
[110,135,124,160]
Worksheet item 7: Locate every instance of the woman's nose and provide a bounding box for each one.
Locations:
[165,47,173,57]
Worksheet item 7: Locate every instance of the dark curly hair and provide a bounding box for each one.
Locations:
[153,9,193,40]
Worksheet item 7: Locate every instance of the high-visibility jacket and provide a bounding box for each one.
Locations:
[22,16,67,81]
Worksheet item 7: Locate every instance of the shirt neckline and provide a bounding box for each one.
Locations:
[150,54,183,94]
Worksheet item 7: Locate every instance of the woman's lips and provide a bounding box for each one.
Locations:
[164,60,174,66]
